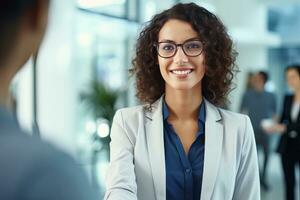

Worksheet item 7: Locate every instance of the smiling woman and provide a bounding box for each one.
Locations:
[104,3,260,200]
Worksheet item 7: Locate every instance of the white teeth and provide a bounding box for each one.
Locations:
[172,70,192,75]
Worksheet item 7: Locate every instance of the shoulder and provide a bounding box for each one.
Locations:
[284,94,293,100]
[0,110,96,199]
[217,108,252,141]
[205,100,251,131]
[114,105,146,123]
[282,94,293,105]
[0,133,97,199]
[116,105,145,116]
[244,89,254,96]
[217,108,254,150]
[264,91,276,98]
[241,90,255,103]
[112,105,147,136]
[0,132,77,173]
[218,108,250,125]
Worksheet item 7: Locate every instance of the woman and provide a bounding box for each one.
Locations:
[265,65,300,200]
[104,3,260,200]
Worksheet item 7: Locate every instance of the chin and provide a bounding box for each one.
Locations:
[169,82,199,91]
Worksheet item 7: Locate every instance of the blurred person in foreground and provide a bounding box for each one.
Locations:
[105,3,260,200]
[240,71,277,191]
[265,64,300,200]
[0,0,97,199]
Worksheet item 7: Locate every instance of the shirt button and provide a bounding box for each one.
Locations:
[185,168,191,173]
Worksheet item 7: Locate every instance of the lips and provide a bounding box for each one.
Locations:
[171,69,192,75]
[170,68,194,76]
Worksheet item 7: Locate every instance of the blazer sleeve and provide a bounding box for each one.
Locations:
[104,110,138,200]
[279,95,289,124]
[280,95,300,136]
[233,116,260,200]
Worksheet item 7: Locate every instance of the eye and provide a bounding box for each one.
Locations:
[160,43,175,51]
[186,44,199,49]
[185,41,202,49]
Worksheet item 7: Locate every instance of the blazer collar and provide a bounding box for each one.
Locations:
[201,100,223,200]
[145,96,165,200]
[145,96,223,200]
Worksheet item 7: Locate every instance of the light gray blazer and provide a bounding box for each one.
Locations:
[104,97,260,200]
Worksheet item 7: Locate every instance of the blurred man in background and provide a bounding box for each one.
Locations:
[0,0,97,199]
[240,71,277,191]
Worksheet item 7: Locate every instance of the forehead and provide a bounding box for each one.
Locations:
[158,19,199,42]
[287,69,299,77]
[255,73,263,79]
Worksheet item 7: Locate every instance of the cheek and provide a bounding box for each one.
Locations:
[158,57,163,68]
[193,55,206,70]
[158,58,171,71]
[158,59,167,78]
[289,79,297,87]
[194,61,206,74]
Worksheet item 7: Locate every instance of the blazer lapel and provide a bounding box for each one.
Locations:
[145,97,166,200]
[201,100,223,200]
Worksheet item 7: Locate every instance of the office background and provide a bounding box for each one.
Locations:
[11,0,300,199]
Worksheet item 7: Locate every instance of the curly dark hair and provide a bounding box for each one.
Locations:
[131,2,238,107]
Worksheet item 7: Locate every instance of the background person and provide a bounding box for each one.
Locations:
[0,0,97,199]
[240,71,277,190]
[265,64,300,200]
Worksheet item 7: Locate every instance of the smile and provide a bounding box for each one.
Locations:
[170,69,193,75]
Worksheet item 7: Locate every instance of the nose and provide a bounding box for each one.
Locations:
[173,46,188,63]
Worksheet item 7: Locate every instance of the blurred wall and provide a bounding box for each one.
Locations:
[16,0,79,155]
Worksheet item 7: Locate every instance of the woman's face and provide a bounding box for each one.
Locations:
[157,19,206,92]
[286,68,300,91]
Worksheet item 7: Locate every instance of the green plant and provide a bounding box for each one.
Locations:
[80,79,119,149]
[81,80,119,123]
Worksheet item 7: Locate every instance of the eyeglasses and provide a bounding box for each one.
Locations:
[154,39,204,58]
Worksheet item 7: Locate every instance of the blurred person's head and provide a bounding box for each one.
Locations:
[285,64,300,92]
[131,3,237,106]
[258,71,268,84]
[252,71,268,91]
[245,72,254,89]
[0,0,50,107]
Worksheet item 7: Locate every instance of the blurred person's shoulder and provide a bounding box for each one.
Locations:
[0,106,72,165]
[264,90,276,98]
[284,93,293,100]
[243,88,256,98]
[0,107,97,200]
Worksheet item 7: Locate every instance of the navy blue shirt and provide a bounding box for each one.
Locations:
[163,101,206,200]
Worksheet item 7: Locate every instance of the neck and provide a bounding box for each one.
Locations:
[165,85,202,121]
[294,88,300,102]
[254,85,264,92]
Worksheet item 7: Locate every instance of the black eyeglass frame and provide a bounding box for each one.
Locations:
[153,39,204,58]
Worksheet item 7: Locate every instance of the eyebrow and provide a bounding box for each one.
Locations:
[158,37,200,43]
